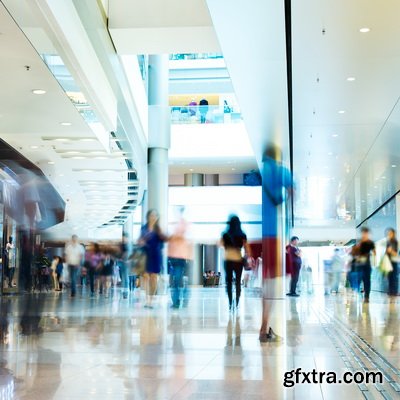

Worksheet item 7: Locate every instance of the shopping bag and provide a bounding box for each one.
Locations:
[379,254,393,275]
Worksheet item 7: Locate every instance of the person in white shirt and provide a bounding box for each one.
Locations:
[65,235,84,297]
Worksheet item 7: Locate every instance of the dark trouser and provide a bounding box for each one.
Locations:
[289,264,301,294]
[88,268,96,294]
[8,267,15,286]
[69,265,78,296]
[119,261,128,296]
[169,258,187,307]
[129,275,137,291]
[360,264,372,299]
[225,260,243,307]
[388,261,398,296]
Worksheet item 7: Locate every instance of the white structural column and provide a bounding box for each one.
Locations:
[147,55,170,232]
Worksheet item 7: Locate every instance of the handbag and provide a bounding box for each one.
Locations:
[379,254,393,275]
[129,247,147,276]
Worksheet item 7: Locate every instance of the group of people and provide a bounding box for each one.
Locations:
[349,227,398,302]
[284,227,399,302]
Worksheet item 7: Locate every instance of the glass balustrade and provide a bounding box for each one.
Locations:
[170,104,242,124]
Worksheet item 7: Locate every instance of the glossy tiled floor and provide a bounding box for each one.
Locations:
[0,286,399,399]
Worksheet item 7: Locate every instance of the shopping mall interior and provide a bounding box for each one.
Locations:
[0,0,399,399]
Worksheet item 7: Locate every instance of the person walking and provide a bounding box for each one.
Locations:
[88,243,102,297]
[65,235,85,298]
[55,256,63,291]
[286,236,302,297]
[221,215,251,311]
[355,227,376,303]
[100,249,114,298]
[386,228,399,298]
[168,207,193,309]
[118,233,129,299]
[139,210,168,309]
[330,248,344,293]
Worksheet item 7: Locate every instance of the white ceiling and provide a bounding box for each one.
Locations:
[108,0,220,54]
[207,0,400,228]
[0,2,129,239]
[292,0,400,223]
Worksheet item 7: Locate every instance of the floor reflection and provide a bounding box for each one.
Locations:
[0,289,396,398]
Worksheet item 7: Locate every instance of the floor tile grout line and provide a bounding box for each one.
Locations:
[168,351,222,400]
[317,304,400,399]
[311,305,379,399]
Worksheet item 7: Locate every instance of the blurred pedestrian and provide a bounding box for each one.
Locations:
[355,227,376,303]
[65,235,85,298]
[199,98,209,123]
[168,207,193,309]
[88,243,102,297]
[386,228,399,297]
[221,215,251,311]
[259,145,293,342]
[286,236,302,297]
[101,249,114,298]
[55,256,63,291]
[330,248,344,293]
[139,210,168,308]
[119,233,129,299]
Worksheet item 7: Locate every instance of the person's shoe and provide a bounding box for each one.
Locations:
[170,304,180,309]
[259,327,282,343]
[286,292,299,297]
[123,293,128,299]
[259,332,271,342]
[364,298,370,304]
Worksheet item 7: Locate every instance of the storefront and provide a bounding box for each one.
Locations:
[0,140,65,295]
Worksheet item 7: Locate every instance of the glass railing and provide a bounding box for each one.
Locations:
[170,105,242,124]
[169,53,223,61]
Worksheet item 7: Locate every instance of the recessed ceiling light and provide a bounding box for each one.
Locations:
[382,176,386,179]
[80,138,96,142]
[55,138,69,142]
[367,193,371,196]
[48,161,55,165]
[338,110,345,114]
[332,134,339,138]
[391,164,397,168]
[328,152,333,156]
[30,145,39,149]
[32,89,46,95]
[359,27,370,33]
[59,174,64,177]
[60,122,72,126]
[232,168,236,171]
[347,77,356,81]
[189,168,194,172]
[72,156,86,159]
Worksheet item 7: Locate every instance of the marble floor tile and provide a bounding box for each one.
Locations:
[0,288,397,399]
